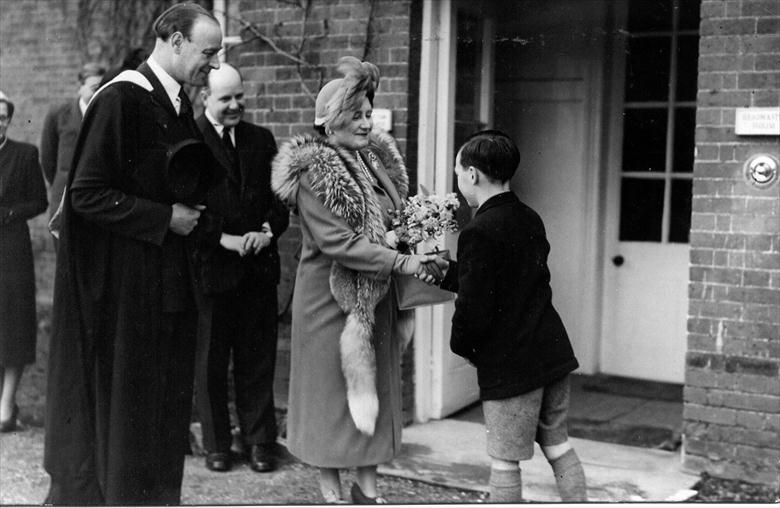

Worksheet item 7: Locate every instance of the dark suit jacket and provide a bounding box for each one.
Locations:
[440,191,578,400]
[196,116,289,294]
[40,99,82,217]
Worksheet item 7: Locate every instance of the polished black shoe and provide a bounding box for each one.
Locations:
[350,483,387,504]
[248,444,276,472]
[0,404,19,433]
[205,451,232,472]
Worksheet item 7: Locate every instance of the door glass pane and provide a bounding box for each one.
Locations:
[673,108,696,173]
[676,35,699,101]
[622,108,668,173]
[678,0,701,30]
[619,178,665,241]
[625,36,671,101]
[628,0,672,32]
[669,179,692,243]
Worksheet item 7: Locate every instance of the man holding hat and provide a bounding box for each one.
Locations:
[43,3,222,505]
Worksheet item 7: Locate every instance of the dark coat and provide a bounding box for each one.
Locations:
[195,116,289,293]
[40,99,82,218]
[43,63,218,505]
[0,139,47,365]
[440,191,578,400]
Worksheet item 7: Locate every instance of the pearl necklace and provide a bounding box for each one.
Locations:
[355,151,376,185]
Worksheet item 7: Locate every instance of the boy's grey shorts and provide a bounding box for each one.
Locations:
[483,374,571,461]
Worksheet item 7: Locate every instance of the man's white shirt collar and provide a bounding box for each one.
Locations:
[78,98,89,116]
[205,109,235,145]
[146,56,182,112]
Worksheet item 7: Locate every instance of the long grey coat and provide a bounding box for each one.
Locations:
[273,131,409,467]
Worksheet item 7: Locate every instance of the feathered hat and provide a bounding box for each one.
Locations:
[314,56,380,130]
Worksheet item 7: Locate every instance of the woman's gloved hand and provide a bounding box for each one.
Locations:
[393,253,450,284]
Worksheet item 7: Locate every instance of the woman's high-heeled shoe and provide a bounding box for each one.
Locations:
[321,489,347,504]
[0,404,19,433]
[350,483,387,504]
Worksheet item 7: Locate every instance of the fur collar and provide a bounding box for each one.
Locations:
[272,128,409,211]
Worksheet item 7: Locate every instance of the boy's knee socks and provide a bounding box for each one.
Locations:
[549,448,587,502]
[489,466,523,503]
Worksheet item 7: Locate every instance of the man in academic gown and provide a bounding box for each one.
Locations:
[43,4,223,505]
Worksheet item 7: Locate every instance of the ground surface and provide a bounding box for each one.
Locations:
[0,426,487,505]
[3,425,778,504]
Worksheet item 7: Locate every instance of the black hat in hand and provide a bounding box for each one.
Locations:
[165,139,223,205]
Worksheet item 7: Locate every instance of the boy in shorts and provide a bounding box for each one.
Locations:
[436,130,587,502]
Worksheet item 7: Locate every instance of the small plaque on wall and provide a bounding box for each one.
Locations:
[373,108,393,132]
[735,107,780,136]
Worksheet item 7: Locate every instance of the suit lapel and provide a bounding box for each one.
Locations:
[197,115,239,184]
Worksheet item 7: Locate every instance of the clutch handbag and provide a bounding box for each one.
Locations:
[393,250,455,310]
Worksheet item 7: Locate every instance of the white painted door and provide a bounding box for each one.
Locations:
[600,1,699,383]
[492,0,608,376]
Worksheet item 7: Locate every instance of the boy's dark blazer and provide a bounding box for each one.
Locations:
[440,191,578,400]
[195,116,289,293]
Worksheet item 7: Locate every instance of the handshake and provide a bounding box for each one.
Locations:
[395,253,449,286]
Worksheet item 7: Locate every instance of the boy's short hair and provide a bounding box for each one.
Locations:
[459,129,520,183]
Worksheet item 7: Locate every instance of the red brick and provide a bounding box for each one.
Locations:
[742,34,780,53]
[701,1,726,19]
[746,251,780,270]
[743,303,780,323]
[688,333,717,351]
[752,90,780,106]
[697,144,721,161]
[691,248,715,265]
[691,213,716,231]
[697,89,755,107]
[743,0,780,16]
[685,403,739,425]
[690,232,730,249]
[744,269,771,287]
[755,54,780,71]
[738,71,780,90]
[701,18,757,36]
[685,386,709,404]
[756,17,780,34]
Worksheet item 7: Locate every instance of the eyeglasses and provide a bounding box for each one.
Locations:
[0,115,10,123]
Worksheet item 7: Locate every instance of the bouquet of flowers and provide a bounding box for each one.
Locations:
[388,187,460,310]
[389,188,460,254]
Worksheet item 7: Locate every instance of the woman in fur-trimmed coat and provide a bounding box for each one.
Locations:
[272,57,440,504]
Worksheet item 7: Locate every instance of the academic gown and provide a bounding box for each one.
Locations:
[43,63,220,505]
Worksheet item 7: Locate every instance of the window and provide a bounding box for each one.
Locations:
[618,0,700,243]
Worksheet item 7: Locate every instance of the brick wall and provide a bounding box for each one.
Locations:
[234,0,419,423]
[684,0,780,486]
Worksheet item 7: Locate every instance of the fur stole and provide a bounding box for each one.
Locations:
[272,129,408,435]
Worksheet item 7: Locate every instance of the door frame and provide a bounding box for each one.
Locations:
[414,0,496,422]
